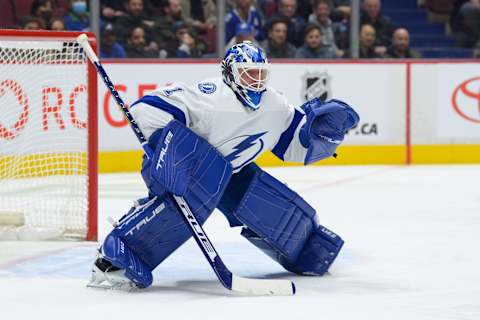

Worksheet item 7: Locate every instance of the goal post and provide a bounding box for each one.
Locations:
[0,30,98,241]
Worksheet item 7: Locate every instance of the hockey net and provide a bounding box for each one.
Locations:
[0,30,97,240]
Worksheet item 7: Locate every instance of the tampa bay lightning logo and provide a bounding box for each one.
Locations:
[198,82,217,94]
[222,132,267,171]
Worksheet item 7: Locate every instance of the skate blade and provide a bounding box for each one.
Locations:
[87,264,137,291]
[86,280,137,291]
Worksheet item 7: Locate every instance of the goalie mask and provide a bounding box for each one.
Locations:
[221,41,270,110]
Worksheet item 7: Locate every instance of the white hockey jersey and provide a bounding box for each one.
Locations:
[130,77,308,172]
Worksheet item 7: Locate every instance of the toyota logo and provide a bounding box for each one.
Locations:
[451,76,480,124]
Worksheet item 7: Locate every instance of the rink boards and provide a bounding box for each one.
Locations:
[90,60,480,171]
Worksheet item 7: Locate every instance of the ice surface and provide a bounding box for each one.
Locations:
[1,165,479,320]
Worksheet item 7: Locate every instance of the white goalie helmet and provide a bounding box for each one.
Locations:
[221,41,270,110]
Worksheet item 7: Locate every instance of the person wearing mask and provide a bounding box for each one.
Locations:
[64,0,89,31]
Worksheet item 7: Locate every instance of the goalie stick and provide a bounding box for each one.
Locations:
[77,34,295,296]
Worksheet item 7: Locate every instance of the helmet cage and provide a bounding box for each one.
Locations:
[231,62,270,92]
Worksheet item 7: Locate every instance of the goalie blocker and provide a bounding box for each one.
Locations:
[92,120,343,288]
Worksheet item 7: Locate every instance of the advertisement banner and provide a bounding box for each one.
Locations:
[98,62,406,151]
[0,65,87,154]
[436,64,480,139]
[411,63,480,143]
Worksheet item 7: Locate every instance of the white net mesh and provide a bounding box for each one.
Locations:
[0,36,93,240]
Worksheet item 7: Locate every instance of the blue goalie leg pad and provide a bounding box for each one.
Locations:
[218,163,258,227]
[101,233,153,288]
[226,163,343,275]
[110,194,213,270]
[233,163,317,260]
[279,225,344,275]
[105,120,232,275]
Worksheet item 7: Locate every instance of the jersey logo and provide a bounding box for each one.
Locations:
[198,82,217,94]
[163,87,183,96]
[223,132,267,171]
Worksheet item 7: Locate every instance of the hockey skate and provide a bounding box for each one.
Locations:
[87,252,137,291]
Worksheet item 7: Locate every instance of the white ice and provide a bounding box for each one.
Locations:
[1,165,479,320]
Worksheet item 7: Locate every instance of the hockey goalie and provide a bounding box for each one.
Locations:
[88,41,359,289]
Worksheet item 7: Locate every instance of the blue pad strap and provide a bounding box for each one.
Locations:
[281,225,344,275]
[101,233,153,288]
[299,98,359,165]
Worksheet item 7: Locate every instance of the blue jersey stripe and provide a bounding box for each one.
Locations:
[271,109,304,160]
[131,95,187,126]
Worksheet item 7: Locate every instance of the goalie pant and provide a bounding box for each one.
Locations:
[100,120,344,288]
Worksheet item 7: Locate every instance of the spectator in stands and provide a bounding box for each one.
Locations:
[358,24,382,58]
[267,0,306,47]
[173,22,206,58]
[474,43,480,58]
[226,22,260,49]
[101,0,127,24]
[297,0,348,22]
[49,18,66,31]
[30,0,57,28]
[334,18,350,51]
[100,25,127,58]
[125,26,160,58]
[295,24,337,58]
[334,0,352,20]
[114,0,154,45]
[225,0,264,43]
[261,18,296,58]
[458,0,480,47]
[308,0,344,57]
[20,16,44,30]
[385,28,421,58]
[180,0,217,32]
[449,0,467,42]
[153,0,186,50]
[260,0,278,19]
[64,0,89,31]
[178,0,217,54]
[361,0,394,55]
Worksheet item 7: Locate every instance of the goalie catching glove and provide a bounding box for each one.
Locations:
[299,98,360,164]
